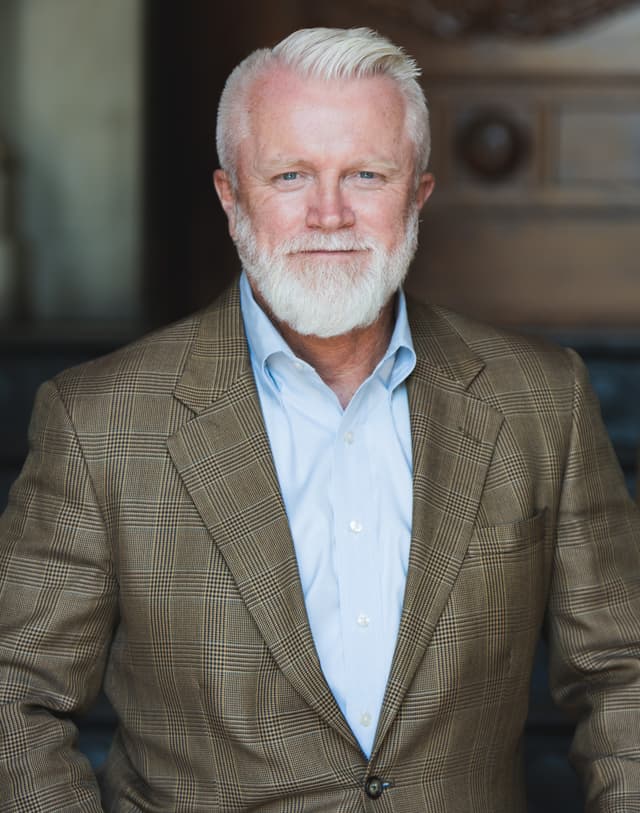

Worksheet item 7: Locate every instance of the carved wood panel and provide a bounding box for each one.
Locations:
[403,78,640,327]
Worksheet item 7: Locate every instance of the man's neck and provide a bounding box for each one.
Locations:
[261,297,396,410]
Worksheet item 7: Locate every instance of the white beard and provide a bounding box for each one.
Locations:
[232,205,420,338]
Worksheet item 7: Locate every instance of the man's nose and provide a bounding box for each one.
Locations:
[305,179,355,230]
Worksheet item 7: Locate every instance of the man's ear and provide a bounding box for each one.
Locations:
[415,172,435,210]
[213,169,238,237]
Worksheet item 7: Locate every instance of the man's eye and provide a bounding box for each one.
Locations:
[358,171,377,180]
[280,171,299,181]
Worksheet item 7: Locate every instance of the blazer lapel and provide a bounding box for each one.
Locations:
[373,303,504,754]
[167,284,357,748]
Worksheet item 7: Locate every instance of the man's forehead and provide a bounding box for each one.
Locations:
[246,66,404,116]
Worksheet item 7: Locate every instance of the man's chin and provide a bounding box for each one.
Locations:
[282,255,365,283]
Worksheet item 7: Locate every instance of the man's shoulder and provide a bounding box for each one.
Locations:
[52,311,203,399]
[407,297,580,394]
[52,282,243,404]
[408,297,573,364]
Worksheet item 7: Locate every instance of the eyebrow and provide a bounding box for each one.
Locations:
[260,157,402,174]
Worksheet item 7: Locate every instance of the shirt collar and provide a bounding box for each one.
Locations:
[239,270,416,392]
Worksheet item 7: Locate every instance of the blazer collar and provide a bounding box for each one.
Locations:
[407,297,487,390]
[172,282,251,413]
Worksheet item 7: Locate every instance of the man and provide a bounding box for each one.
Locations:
[1,26,639,812]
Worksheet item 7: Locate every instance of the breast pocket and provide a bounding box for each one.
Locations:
[462,508,552,640]
[469,508,548,554]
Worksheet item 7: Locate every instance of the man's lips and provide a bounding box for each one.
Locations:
[289,248,368,256]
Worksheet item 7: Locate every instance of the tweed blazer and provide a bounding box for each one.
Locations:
[1,282,639,812]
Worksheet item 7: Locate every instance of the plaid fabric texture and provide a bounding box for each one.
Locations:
[1,282,639,812]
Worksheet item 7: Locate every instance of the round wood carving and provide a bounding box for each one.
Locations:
[456,110,530,181]
[359,0,639,37]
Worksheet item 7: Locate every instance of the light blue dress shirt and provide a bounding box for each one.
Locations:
[239,272,416,757]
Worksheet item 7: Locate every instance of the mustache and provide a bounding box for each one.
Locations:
[278,234,376,254]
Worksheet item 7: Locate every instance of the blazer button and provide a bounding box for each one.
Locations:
[364,776,385,799]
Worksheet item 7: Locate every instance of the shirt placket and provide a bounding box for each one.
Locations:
[331,383,385,755]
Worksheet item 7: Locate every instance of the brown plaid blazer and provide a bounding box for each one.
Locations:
[1,282,640,812]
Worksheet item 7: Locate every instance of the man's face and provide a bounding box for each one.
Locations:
[215,68,434,337]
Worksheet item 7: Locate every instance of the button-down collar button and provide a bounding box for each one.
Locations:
[364,776,385,799]
[349,519,363,534]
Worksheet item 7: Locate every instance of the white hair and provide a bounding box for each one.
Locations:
[216,27,430,187]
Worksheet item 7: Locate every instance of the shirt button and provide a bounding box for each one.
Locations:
[349,520,363,534]
[344,431,354,444]
[293,360,303,371]
[357,613,370,628]
[360,712,372,727]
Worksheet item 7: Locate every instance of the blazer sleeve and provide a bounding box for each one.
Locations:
[0,380,117,812]
[546,348,640,812]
